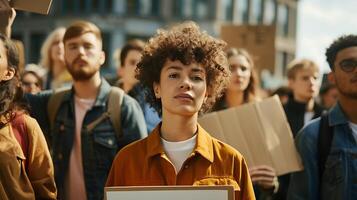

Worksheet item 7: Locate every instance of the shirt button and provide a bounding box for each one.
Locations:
[60,124,65,131]
[58,153,63,160]
[108,139,113,145]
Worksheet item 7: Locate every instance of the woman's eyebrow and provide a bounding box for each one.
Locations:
[166,66,182,71]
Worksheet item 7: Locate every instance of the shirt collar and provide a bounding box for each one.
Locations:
[146,123,214,163]
[93,78,112,107]
[329,102,350,126]
[63,78,112,107]
[194,124,214,163]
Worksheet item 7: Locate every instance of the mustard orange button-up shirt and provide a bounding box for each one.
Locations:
[106,124,255,200]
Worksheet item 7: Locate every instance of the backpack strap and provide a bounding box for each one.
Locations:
[86,87,124,139]
[318,110,334,185]
[47,88,71,132]
[11,113,29,169]
[107,87,124,138]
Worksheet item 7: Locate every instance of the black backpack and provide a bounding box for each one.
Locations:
[317,111,334,186]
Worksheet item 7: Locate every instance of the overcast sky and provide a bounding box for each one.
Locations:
[296,0,357,73]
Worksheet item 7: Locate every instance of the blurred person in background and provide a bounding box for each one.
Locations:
[0,32,56,199]
[272,86,291,105]
[39,27,72,90]
[277,59,324,199]
[20,70,43,94]
[115,39,161,133]
[288,34,357,200]
[284,59,323,137]
[212,47,279,200]
[319,82,338,109]
[26,20,147,200]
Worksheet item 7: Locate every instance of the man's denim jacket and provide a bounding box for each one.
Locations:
[288,103,357,200]
[26,79,148,200]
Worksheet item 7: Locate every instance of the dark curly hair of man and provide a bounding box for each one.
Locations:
[325,34,357,70]
[136,21,230,115]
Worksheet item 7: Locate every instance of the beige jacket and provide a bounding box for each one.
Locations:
[0,114,57,199]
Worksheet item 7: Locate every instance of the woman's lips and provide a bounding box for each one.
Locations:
[174,93,194,101]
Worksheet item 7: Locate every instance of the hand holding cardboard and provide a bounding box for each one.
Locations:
[199,96,303,176]
[0,0,16,37]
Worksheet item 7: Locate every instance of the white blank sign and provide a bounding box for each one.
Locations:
[105,186,234,200]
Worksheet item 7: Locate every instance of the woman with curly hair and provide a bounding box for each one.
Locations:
[0,33,57,199]
[212,48,279,199]
[106,22,255,200]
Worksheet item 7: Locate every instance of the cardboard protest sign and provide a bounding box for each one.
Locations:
[105,186,234,200]
[10,0,52,14]
[220,24,276,73]
[198,96,303,176]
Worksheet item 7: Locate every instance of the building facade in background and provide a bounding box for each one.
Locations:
[12,0,298,84]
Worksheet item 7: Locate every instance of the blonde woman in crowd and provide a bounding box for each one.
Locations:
[39,27,72,89]
[212,48,278,200]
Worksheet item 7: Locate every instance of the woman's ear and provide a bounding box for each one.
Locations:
[99,51,105,65]
[153,82,161,99]
[1,67,15,81]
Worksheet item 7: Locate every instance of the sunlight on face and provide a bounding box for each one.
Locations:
[154,59,207,118]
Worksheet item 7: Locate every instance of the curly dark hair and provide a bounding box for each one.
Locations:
[0,34,27,127]
[136,21,230,115]
[326,34,357,70]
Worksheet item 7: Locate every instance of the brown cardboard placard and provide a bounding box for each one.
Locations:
[105,185,234,200]
[220,24,276,73]
[199,96,303,176]
[10,0,52,15]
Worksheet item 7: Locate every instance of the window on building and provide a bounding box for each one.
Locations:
[237,0,249,23]
[113,0,126,14]
[251,0,263,24]
[126,0,160,16]
[61,0,75,14]
[101,32,112,71]
[151,0,160,16]
[127,0,140,15]
[173,0,196,18]
[276,50,288,76]
[277,4,289,37]
[172,0,184,18]
[289,7,297,38]
[193,0,211,19]
[29,33,46,64]
[263,0,276,25]
[222,0,234,21]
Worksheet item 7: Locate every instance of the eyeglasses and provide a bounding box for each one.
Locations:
[339,59,357,72]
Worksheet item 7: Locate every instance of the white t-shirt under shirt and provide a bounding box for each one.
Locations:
[161,134,197,174]
[349,121,357,144]
[304,111,315,125]
[65,96,95,200]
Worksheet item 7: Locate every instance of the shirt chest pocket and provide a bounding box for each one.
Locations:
[193,177,240,191]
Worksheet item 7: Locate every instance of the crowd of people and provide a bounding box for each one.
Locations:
[1,2,357,200]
